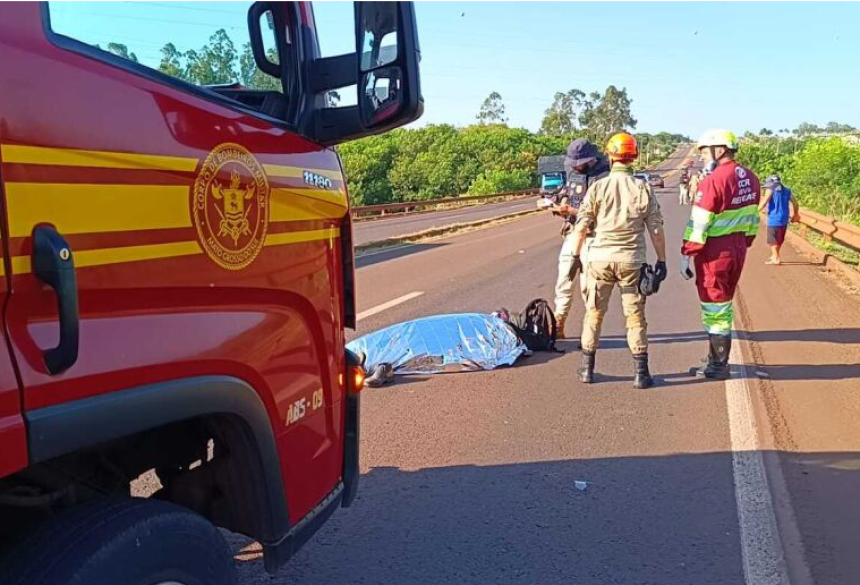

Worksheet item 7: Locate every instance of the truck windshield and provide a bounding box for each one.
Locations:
[542,173,564,188]
[47,1,282,93]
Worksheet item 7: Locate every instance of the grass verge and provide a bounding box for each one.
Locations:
[790,224,860,267]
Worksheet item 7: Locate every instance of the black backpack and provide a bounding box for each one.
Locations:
[498,299,561,352]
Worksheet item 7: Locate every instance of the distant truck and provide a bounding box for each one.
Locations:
[538,155,566,195]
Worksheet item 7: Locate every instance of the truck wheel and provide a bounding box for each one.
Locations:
[0,498,238,585]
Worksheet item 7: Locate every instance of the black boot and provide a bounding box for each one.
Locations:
[692,335,731,380]
[633,353,654,389]
[578,351,595,384]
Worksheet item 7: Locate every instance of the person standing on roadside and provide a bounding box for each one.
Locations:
[679,168,691,205]
[570,132,667,389]
[680,129,760,380]
[549,138,610,339]
[758,174,800,265]
[688,168,702,204]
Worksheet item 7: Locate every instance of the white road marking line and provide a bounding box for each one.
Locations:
[726,328,792,585]
[356,244,416,259]
[357,291,424,321]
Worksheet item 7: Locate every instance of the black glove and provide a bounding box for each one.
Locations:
[569,255,583,280]
[654,260,668,283]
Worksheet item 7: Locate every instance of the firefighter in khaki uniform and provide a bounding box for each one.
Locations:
[569,133,667,389]
[688,169,702,204]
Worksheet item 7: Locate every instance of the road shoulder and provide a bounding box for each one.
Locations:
[735,231,860,585]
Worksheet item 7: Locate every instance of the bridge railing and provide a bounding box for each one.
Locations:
[351,189,541,220]
[796,208,860,261]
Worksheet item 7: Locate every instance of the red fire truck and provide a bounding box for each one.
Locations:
[0,2,421,583]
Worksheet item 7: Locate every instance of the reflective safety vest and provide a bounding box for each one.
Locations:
[682,161,760,255]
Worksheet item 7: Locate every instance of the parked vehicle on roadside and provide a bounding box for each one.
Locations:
[648,173,665,188]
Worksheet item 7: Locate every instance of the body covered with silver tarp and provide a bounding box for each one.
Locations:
[347,313,527,375]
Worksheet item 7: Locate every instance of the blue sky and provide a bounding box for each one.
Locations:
[49,2,860,138]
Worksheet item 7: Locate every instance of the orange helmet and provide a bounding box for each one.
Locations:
[605,132,639,162]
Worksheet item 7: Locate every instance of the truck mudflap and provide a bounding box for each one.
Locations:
[264,481,345,572]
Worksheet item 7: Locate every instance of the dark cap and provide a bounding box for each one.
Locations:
[566,138,599,169]
[764,174,782,190]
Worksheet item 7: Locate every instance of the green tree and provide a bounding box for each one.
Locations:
[795,122,822,136]
[785,138,860,221]
[539,89,585,136]
[738,137,860,223]
[158,43,185,79]
[184,29,238,85]
[239,43,281,91]
[106,43,138,63]
[759,128,774,136]
[825,121,857,135]
[388,124,463,200]
[468,168,532,195]
[338,132,400,205]
[476,92,508,125]
[580,85,637,143]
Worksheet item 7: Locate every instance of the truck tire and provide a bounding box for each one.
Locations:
[0,497,238,585]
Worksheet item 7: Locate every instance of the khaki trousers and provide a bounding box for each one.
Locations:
[554,233,591,319]
[581,261,648,354]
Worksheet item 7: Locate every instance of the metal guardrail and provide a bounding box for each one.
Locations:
[797,209,860,255]
[351,188,541,219]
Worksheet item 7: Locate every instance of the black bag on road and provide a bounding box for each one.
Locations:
[497,299,561,352]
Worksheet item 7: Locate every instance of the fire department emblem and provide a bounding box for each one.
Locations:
[192,143,270,270]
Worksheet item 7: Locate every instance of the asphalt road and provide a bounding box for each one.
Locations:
[234,149,860,585]
[353,197,538,246]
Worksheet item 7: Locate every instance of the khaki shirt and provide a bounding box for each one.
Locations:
[689,171,705,199]
[574,165,664,264]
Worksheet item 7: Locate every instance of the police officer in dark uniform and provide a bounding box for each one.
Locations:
[550,138,610,338]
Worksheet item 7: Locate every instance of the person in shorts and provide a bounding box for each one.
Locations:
[758,175,800,265]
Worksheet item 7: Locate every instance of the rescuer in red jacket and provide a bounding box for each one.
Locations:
[680,129,760,379]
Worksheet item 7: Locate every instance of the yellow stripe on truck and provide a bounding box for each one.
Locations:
[4,183,192,238]
[1,145,345,190]
[1,144,199,172]
[264,228,340,248]
[7,228,340,275]
[271,187,347,215]
[270,189,347,221]
[10,240,203,274]
[5,183,346,238]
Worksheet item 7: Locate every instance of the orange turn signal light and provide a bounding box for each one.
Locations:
[348,365,366,395]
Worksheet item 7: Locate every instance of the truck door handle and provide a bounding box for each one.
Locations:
[32,226,79,375]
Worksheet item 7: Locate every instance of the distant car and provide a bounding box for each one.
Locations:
[648,173,665,188]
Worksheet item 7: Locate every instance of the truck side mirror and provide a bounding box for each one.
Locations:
[355,2,422,131]
[302,1,423,146]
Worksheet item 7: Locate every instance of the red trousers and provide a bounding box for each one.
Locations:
[693,235,748,303]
